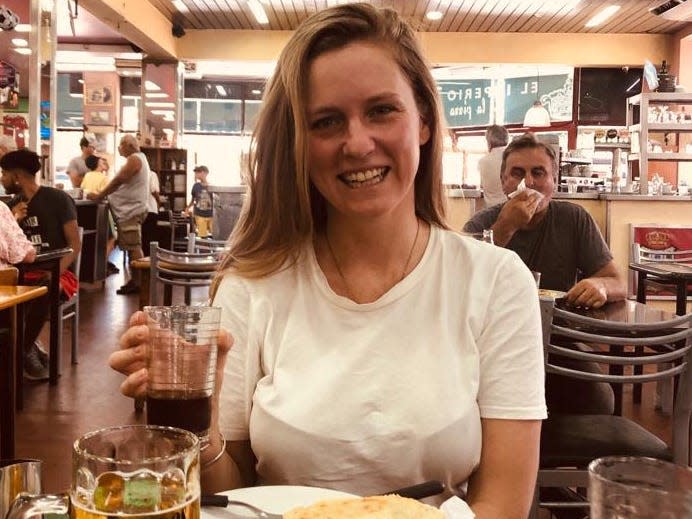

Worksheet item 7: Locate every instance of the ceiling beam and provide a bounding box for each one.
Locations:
[79,0,177,59]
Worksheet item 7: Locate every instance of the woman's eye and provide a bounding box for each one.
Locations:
[370,105,396,117]
[311,116,340,131]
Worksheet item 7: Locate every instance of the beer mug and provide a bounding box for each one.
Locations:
[6,425,200,519]
[1,459,42,519]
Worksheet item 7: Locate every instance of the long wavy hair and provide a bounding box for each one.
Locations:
[211,3,447,297]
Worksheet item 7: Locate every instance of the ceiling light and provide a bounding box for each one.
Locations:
[151,110,175,115]
[145,80,161,91]
[215,85,227,96]
[585,5,621,27]
[172,0,189,12]
[14,24,31,32]
[145,92,169,98]
[426,11,443,21]
[56,63,116,72]
[13,48,32,55]
[248,0,269,25]
[12,38,28,47]
[251,89,262,95]
[146,102,175,107]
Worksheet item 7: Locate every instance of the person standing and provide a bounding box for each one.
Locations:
[66,136,95,188]
[478,125,509,207]
[87,134,149,295]
[185,165,213,238]
[1,148,81,380]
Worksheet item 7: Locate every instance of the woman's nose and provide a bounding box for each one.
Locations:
[342,120,375,157]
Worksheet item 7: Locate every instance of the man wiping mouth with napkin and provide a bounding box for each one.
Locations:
[464,132,625,310]
[465,132,627,418]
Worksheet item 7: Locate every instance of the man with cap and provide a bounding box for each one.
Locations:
[185,165,213,238]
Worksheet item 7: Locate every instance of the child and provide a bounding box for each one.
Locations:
[184,165,213,238]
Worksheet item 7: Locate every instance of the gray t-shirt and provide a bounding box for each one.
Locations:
[464,200,612,292]
[67,156,88,177]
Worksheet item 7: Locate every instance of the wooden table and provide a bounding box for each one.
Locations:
[547,297,681,415]
[629,261,692,316]
[0,285,48,459]
[18,247,72,385]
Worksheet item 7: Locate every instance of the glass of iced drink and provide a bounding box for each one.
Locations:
[144,306,221,446]
[5,425,200,519]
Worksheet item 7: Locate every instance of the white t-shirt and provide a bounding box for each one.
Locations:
[214,226,546,499]
[148,170,160,214]
[478,146,507,207]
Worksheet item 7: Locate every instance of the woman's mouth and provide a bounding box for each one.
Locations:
[338,167,389,188]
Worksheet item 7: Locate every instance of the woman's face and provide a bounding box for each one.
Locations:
[305,41,430,222]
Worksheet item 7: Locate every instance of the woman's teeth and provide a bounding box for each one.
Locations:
[340,168,387,188]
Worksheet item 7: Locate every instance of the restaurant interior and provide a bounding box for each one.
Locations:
[1,0,692,518]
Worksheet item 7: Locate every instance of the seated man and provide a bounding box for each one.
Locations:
[464,133,626,414]
[1,149,81,380]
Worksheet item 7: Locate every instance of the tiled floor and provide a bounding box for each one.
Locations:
[13,261,673,502]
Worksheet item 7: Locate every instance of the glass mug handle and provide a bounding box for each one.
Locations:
[6,493,70,519]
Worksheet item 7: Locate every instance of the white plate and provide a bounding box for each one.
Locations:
[201,486,358,518]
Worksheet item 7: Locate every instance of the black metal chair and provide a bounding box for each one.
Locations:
[58,227,82,365]
[529,299,692,519]
[149,241,221,306]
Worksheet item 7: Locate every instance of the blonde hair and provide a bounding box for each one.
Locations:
[211,3,447,297]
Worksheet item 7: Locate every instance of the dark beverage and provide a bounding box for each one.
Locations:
[146,394,211,435]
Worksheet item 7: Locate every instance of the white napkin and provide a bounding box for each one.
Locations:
[440,496,475,518]
[507,178,526,199]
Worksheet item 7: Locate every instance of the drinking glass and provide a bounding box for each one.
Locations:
[530,271,541,288]
[0,459,42,519]
[6,425,200,519]
[589,456,692,518]
[462,229,494,245]
[144,306,221,446]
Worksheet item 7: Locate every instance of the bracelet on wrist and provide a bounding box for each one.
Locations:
[202,432,226,468]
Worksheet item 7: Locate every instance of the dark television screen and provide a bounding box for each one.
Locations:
[577,67,643,126]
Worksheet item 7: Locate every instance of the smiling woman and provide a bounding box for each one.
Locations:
[110,5,546,519]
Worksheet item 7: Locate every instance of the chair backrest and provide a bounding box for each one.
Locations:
[539,298,692,464]
[0,266,19,285]
[73,227,84,282]
[632,243,692,264]
[186,232,229,256]
[149,241,221,306]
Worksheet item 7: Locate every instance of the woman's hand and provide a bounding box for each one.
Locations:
[109,310,234,399]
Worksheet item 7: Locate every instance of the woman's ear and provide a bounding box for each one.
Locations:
[419,116,431,146]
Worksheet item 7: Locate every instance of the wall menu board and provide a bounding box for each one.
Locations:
[437,80,493,128]
[503,74,573,125]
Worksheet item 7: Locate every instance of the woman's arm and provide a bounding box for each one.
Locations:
[200,439,257,493]
[466,418,541,519]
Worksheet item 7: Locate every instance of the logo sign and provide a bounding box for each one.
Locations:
[437,79,493,128]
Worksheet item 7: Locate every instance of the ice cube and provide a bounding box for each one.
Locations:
[160,468,186,509]
[123,470,161,513]
[93,472,125,513]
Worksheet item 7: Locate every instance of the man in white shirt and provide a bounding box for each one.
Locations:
[478,125,509,207]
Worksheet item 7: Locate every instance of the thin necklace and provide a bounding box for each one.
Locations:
[325,218,421,300]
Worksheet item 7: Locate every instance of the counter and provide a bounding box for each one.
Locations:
[445,189,482,229]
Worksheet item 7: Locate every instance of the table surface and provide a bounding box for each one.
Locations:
[0,285,48,310]
[629,261,692,278]
[32,247,73,263]
[553,298,678,326]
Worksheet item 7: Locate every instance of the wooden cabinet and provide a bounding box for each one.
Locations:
[627,93,692,193]
[141,147,189,212]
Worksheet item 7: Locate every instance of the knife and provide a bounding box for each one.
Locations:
[201,480,445,507]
